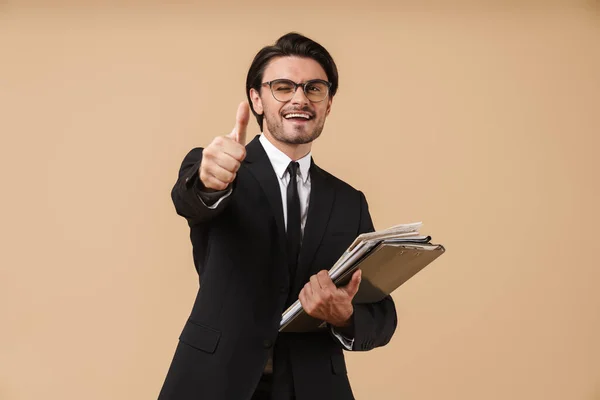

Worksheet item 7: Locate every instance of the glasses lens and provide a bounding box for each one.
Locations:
[304,81,329,102]
[270,80,295,102]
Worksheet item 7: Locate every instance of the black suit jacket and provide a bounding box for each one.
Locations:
[158,136,397,400]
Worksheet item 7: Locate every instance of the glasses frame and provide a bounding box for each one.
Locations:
[261,79,332,103]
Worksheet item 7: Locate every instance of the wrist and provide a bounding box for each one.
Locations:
[331,306,354,328]
[331,310,355,338]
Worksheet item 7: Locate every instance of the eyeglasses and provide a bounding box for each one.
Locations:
[261,79,332,103]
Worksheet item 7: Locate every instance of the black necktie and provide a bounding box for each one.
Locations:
[286,161,302,277]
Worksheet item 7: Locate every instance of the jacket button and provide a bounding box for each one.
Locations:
[263,339,273,349]
[279,286,287,294]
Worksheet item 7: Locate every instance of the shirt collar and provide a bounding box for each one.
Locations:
[259,134,311,184]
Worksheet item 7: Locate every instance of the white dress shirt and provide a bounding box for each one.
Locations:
[258,134,311,234]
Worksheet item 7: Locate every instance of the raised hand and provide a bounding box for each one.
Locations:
[199,101,250,191]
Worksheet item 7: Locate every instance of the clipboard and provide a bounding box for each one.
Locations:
[279,240,445,333]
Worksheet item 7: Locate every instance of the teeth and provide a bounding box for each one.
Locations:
[284,113,310,119]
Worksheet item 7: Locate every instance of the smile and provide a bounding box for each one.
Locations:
[283,112,312,120]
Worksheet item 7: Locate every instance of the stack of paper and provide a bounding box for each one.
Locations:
[279,223,445,332]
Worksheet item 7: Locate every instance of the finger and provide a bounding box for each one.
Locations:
[340,269,362,298]
[201,174,230,191]
[222,141,246,162]
[208,136,246,162]
[309,275,324,304]
[316,270,335,292]
[299,288,308,308]
[300,289,316,316]
[208,165,236,184]
[199,164,228,190]
[310,274,322,291]
[212,153,241,174]
[303,281,314,298]
[212,136,246,162]
[228,101,250,145]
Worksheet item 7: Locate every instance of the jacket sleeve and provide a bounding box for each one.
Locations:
[170,148,233,226]
[347,191,398,351]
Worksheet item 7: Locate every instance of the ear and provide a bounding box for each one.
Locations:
[326,97,332,116]
[249,88,264,115]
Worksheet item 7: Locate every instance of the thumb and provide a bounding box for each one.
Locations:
[341,269,362,298]
[228,101,250,145]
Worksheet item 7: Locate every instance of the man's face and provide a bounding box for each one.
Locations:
[250,56,332,145]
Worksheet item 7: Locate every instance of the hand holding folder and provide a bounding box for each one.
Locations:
[279,222,445,332]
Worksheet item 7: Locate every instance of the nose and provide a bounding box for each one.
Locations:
[290,85,310,107]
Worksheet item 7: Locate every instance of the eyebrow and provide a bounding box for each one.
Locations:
[269,78,327,83]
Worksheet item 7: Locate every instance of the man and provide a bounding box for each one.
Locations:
[158,33,397,400]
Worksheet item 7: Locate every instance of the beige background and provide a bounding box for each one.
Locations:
[1,1,599,399]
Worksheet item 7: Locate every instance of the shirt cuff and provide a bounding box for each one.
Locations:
[330,325,354,350]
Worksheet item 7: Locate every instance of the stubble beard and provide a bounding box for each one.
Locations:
[264,115,325,145]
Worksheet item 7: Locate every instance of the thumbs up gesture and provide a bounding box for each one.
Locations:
[199,101,250,191]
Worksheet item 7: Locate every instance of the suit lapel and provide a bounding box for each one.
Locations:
[294,162,335,292]
[243,136,287,246]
